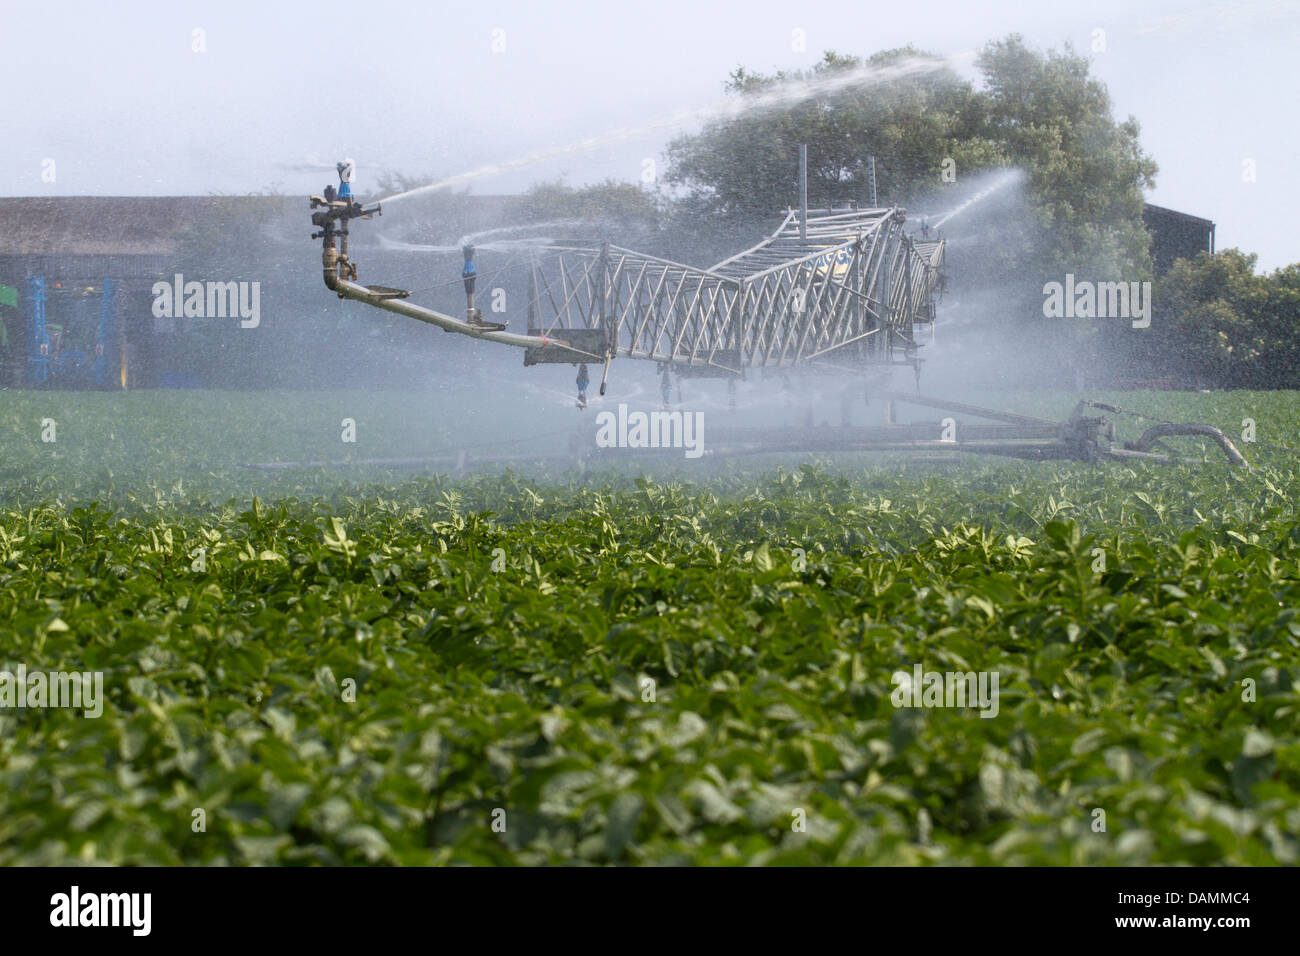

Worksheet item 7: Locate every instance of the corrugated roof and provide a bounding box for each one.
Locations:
[0,194,528,257]
[1143,203,1215,229]
[0,196,300,256]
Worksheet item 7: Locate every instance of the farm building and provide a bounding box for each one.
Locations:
[0,195,1217,389]
[1143,203,1216,275]
[0,194,526,390]
[0,196,298,389]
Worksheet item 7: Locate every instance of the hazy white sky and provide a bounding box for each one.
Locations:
[4,0,1298,268]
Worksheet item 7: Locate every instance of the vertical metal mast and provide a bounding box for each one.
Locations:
[798,144,808,240]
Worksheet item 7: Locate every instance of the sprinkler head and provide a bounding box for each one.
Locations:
[462,245,477,296]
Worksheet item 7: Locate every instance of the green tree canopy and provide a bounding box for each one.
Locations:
[667,47,998,219]
[515,179,663,237]
[666,36,1158,287]
[1148,250,1300,388]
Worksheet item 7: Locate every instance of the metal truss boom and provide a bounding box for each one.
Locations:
[521,207,944,374]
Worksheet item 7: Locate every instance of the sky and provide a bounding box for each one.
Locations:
[3,0,1298,269]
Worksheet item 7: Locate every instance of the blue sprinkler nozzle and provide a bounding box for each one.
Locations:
[461,244,476,295]
[337,158,355,200]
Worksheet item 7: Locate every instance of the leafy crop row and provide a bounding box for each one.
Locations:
[0,391,1297,864]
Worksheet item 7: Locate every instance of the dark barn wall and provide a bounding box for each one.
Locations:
[0,195,579,390]
[1143,203,1215,275]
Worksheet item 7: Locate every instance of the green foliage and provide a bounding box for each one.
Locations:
[976,37,1156,278]
[1,389,1298,864]
[665,37,1156,284]
[668,48,997,219]
[515,179,664,234]
[1145,250,1300,388]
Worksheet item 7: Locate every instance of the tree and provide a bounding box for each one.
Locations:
[1149,250,1300,389]
[666,48,998,221]
[661,36,1161,385]
[976,37,1157,281]
[515,179,664,245]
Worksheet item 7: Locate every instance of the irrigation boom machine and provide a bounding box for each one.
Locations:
[306,158,1248,469]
